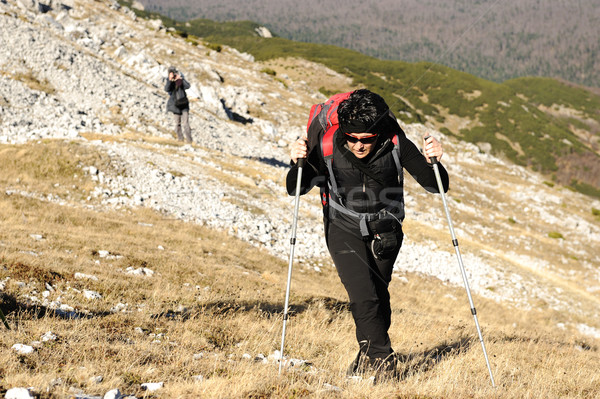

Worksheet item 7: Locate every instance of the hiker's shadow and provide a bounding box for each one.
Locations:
[0,292,112,326]
[396,336,473,380]
[151,296,349,321]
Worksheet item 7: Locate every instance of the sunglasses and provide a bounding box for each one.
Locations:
[344,132,378,144]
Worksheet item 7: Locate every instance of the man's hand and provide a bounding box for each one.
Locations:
[423,134,443,163]
[290,135,308,163]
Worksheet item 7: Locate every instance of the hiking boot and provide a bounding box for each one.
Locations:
[347,340,372,377]
[372,353,400,384]
[346,350,370,377]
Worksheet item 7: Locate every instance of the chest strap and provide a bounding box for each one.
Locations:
[321,127,404,238]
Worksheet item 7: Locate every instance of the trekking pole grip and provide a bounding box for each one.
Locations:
[297,158,306,168]
[424,135,438,165]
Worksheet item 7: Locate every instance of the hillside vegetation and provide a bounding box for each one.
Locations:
[122,1,600,197]
[139,0,600,89]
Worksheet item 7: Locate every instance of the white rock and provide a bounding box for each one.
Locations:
[90,375,104,384]
[125,267,154,277]
[103,388,122,399]
[5,387,35,399]
[74,272,99,281]
[255,26,272,38]
[111,303,128,313]
[83,290,102,300]
[12,344,34,355]
[141,382,163,392]
[577,323,600,339]
[323,383,342,392]
[41,331,57,342]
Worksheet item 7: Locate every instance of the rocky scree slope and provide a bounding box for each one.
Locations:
[1,0,600,341]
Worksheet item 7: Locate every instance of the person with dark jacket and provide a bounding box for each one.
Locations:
[165,66,192,143]
[286,89,449,380]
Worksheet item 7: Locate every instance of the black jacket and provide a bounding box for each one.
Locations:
[286,116,450,233]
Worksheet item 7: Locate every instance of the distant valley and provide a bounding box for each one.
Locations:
[139,0,600,89]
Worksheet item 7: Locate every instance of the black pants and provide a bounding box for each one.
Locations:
[326,221,403,360]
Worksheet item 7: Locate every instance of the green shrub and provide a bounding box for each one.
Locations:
[175,30,188,38]
[319,87,336,98]
[548,232,564,239]
[570,181,600,199]
[260,68,276,76]
[439,127,454,136]
[205,42,222,52]
[275,77,288,88]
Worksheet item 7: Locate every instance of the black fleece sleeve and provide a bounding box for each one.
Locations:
[399,132,449,193]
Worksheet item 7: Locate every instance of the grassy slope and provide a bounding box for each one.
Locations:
[124,2,600,196]
[0,139,599,398]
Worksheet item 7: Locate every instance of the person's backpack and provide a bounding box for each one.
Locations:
[306,92,405,238]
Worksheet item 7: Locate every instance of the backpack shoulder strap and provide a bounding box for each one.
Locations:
[391,133,402,180]
[320,125,341,201]
[306,103,323,132]
[321,125,337,159]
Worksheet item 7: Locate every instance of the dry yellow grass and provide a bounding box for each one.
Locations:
[0,141,599,398]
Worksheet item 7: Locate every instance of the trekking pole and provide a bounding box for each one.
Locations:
[0,307,10,330]
[426,138,495,388]
[279,157,305,374]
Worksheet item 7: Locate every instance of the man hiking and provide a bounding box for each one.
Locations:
[286,89,449,380]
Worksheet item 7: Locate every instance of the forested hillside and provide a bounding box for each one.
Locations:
[138,0,600,88]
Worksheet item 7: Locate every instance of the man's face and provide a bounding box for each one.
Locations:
[345,132,378,159]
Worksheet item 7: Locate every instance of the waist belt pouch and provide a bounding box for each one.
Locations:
[368,217,401,260]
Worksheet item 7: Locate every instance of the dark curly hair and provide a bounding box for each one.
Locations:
[337,89,390,134]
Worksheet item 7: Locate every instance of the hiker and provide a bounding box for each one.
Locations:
[286,89,449,380]
[164,66,192,143]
